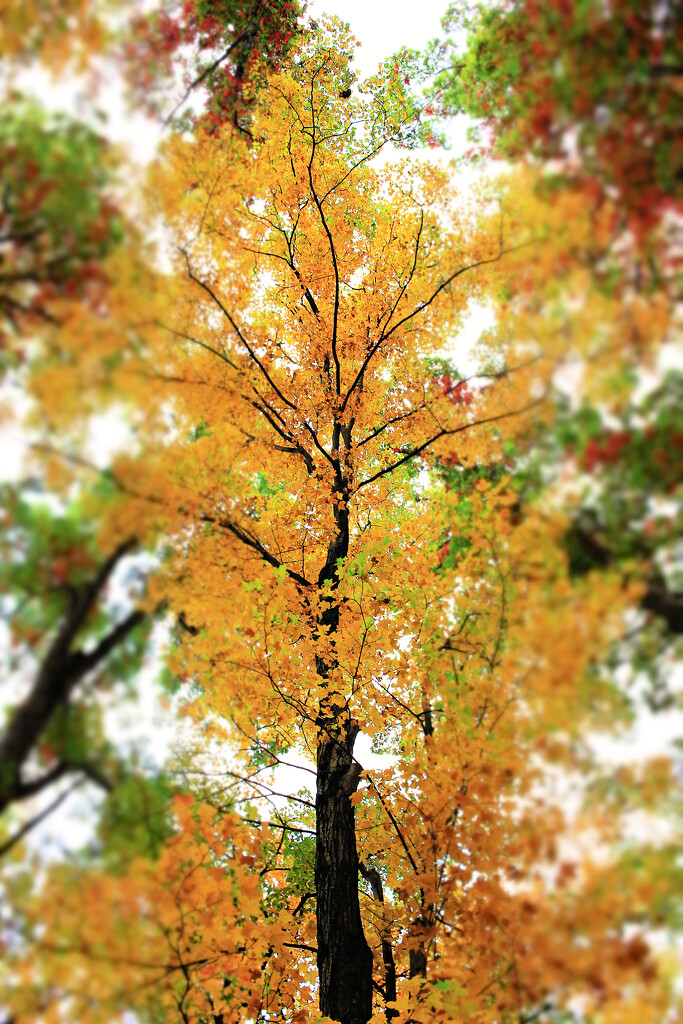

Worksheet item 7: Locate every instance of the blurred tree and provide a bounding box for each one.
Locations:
[434,0,682,244]
[432,0,681,696]
[123,0,306,131]
[0,484,152,851]
[0,102,123,362]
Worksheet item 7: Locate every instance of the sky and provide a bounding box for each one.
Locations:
[310,0,448,79]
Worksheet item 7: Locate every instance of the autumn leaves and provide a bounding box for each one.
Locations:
[0,5,680,1023]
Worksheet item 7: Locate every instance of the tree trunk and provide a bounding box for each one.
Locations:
[314,471,374,1023]
[316,711,373,1024]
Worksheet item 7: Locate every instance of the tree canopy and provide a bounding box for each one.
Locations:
[0,4,680,1024]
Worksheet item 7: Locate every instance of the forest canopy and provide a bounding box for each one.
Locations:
[0,3,681,1023]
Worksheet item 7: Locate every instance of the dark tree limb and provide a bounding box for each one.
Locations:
[0,540,144,814]
[359,861,398,1020]
[202,512,311,589]
[357,394,547,490]
[642,586,683,634]
[0,776,85,859]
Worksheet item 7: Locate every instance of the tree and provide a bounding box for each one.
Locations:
[2,10,681,1024]
[0,484,152,826]
[0,0,302,850]
[66,25,538,1018]
[0,0,109,70]
[0,87,157,844]
[0,100,124,368]
[426,4,683,1017]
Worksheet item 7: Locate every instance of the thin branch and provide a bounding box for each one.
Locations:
[306,142,341,394]
[163,29,254,126]
[376,209,424,341]
[365,773,420,876]
[357,393,547,490]
[202,512,311,588]
[343,240,532,414]
[356,403,426,447]
[180,248,299,413]
[0,777,85,859]
[155,319,240,369]
[74,608,147,677]
[383,241,533,345]
[291,892,316,916]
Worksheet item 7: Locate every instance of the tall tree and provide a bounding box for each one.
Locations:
[2,11,681,1024]
[4,17,538,1021]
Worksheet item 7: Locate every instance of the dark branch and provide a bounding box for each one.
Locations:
[202,513,311,588]
[180,248,299,414]
[357,394,547,490]
[0,777,85,859]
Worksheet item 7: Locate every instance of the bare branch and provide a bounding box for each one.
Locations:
[0,777,85,859]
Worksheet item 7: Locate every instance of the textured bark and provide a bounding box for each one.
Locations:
[316,713,373,1024]
[314,453,374,1023]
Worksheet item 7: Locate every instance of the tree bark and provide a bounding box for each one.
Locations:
[317,712,373,1024]
[360,860,397,1020]
[314,464,374,1023]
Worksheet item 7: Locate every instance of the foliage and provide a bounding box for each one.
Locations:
[0,0,109,69]
[0,7,681,1024]
[433,0,681,690]
[123,0,306,130]
[0,100,122,353]
[0,481,153,825]
[435,0,682,241]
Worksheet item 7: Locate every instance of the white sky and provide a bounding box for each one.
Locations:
[312,0,447,78]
